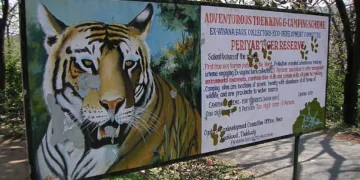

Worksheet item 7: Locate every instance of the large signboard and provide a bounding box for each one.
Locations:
[200,6,329,153]
[20,0,329,179]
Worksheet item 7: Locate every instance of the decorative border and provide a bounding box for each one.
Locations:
[19,0,331,179]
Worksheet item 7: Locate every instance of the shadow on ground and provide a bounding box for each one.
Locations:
[1,131,359,180]
[217,131,360,180]
[0,136,29,180]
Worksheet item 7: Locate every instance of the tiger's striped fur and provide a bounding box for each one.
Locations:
[35,3,201,180]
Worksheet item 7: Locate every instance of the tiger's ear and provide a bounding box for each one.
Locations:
[37,4,68,52]
[127,3,153,39]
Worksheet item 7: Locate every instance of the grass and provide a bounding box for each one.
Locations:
[325,120,360,136]
[0,114,25,139]
[105,156,255,180]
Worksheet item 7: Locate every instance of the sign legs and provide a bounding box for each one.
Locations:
[293,134,301,180]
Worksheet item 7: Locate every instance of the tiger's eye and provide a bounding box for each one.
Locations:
[125,61,134,67]
[82,59,93,67]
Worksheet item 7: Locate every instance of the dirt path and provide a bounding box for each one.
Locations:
[217,131,360,180]
[0,135,29,180]
[1,131,359,180]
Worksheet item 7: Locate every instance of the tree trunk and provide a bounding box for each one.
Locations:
[350,0,360,125]
[192,33,200,111]
[324,0,346,73]
[0,18,5,93]
[0,0,9,112]
[335,0,357,125]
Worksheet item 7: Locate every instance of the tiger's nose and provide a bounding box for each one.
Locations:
[99,98,124,114]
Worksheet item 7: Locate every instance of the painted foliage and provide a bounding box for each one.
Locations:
[25,1,201,179]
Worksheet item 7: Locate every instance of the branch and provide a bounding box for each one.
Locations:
[2,0,9,23]
[273,0,289,4]
[8,2,18,14]
[309,0,321,8]
[335,0,353,53]
[324,0,341,36]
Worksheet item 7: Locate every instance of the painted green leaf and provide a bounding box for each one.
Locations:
[211,133,219,146]
[228,100,233,107]
[292,98,325,134]
[213,124,217,131]
[232,106,237,112]
[223,98,228,107]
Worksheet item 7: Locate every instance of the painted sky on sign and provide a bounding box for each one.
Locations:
[25,0,183,59]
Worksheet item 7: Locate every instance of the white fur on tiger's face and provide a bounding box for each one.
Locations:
[38,3,155,149]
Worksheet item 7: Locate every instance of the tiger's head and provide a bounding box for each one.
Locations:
[37,3,155,148]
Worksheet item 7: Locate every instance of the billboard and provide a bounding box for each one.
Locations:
[20,0,329,179]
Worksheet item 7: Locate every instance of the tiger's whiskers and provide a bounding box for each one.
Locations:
[135,115,159,134]
[129,122,147,145]
[132,117,153,135]
[136,107,160,119]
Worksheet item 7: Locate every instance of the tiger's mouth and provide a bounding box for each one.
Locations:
[85,120,131,149]
[96,123,121,143]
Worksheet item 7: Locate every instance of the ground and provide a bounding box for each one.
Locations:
[217,131,360,180]
[0,127,359,180]
[333,131,360,143]
[0,135,29,180]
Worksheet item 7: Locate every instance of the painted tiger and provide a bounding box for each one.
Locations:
[35,3,201,180]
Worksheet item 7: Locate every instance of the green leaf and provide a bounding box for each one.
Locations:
[213,124,217,131]
[223,98,228,107]
[228,100,233,107]
[292,98,325,134]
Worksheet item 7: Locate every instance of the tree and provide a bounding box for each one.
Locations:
[0,0,18,111]
[0,0,10,98]
[6,2,18,48]
[270,0,358,125]
[157,4,202,111]
[351,0,360,123]
[333,0,358,125]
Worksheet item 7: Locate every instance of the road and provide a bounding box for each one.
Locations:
[217,131,360,180]
[1,131,360,180]
[0,136,29,180]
